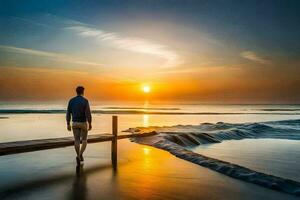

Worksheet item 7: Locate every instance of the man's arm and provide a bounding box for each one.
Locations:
[66,100,72,131]
[85,100,92,130]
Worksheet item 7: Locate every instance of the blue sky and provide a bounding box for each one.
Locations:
[0,0,300,102]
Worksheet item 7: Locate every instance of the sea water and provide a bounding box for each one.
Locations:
[0,102,300,142]
[192,138,300,182]
[0,102,300,195]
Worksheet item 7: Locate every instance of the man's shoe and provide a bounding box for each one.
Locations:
[80,155,84,162]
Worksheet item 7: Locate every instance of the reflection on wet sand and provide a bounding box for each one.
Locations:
[70,165,87,200]
[0,163,114,199]
[0,140,298,200]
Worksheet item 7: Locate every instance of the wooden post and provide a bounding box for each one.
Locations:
[111,115,118,170]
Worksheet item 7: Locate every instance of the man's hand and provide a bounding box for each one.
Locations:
[88,123,92,131]
[67,124,72,131]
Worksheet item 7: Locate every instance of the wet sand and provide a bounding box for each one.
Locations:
[0,139,298,200]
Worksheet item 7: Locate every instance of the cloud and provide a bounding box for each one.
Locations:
[0,45,102,66]
[11,16,53,29]
[156,64,242,75]
[240,51,271,64]
[8,15,183,68]
[66,26,183,68]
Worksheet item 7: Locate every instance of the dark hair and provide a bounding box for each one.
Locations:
[76,86,84,95]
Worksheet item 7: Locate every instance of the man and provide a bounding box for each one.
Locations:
[66,86,92,165]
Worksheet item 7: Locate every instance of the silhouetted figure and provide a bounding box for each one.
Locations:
[66,86,92,165]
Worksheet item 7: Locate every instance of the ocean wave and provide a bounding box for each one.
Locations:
[128,119,300,196]
[256,109,300,111]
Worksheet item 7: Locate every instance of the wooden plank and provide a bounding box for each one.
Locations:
[0,131,157,156]
[0,134,112,156]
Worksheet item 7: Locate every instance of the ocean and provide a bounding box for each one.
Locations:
[0,102,300,196]
[0,102,300,142]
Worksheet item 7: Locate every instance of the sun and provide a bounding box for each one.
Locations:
[142,85,151,93]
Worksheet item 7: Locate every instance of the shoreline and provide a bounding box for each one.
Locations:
[134,137,300,197]
[129,119,300,197]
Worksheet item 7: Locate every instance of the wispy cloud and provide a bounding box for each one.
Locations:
[240,51,270,65]
[156,64,242,75]
[9,14,183,68]
[0,45,102,66]
[11,16,53,29]
[66,26,183,68]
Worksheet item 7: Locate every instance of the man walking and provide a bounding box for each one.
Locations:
[66,86,92,165]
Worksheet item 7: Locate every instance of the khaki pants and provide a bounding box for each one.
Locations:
[72,122,88,141]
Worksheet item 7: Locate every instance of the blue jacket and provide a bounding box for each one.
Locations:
[66,95,92,124]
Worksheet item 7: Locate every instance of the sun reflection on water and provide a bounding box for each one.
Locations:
[143,147,150,155]
[143,114,149,127]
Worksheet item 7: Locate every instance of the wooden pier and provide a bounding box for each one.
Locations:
[0,116,156,169]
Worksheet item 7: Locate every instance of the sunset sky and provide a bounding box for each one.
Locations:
[0,0,300,103]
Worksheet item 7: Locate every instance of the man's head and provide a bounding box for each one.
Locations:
[76,86,85,96]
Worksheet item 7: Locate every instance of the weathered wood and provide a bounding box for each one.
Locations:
[0,131,157,156]
[0,134,112,156]
[111,116,118,170]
